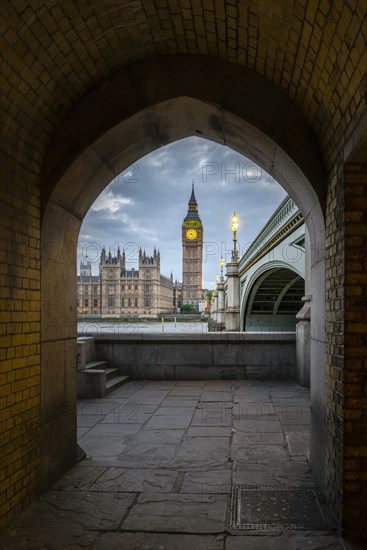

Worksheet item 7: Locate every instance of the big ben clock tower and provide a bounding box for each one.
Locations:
[182,181,203,306]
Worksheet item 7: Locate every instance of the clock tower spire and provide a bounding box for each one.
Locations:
[182,181,203,308]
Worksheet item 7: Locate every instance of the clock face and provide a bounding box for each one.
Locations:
[186,229,197,240]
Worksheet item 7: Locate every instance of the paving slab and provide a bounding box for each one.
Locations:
[78,435,128,457]
[233,390,270,401]
[144,381,177,390]
[1,524,98,549]
[85,422,142,437]
[187,426,233,437]
[10,491,135,531]
[90,467,178,493]
[51,464,107,491]
[77,426,91,438]
[276,406,311,424]
[233,402,276,421]
[154,406,197,415]
[127,428,185,445]
[105,384,146,399]
[118,402,160,413]
[225,533,346,549]
[169,387,203,397]
[78,400,122,416]
[180,469,232,495]
[91,532,225,550]
[118,444,179,467]
[144,414,193,429]
[101,410,153,424]
[116,429,184,467]
[204,381,232,388]
[286,432,310,457]
[124,389,169,404]
[175,381,205,387]
[201,391,233,401]
[191,406,233,427]
[77,412,108,428]
[121,493,228,533]
[230,444,289,462]
[161,396,200,407]
[233,420,283,433]
[174,437,230,466]
[281,423,310,433]
[270,393,310,403]
[232,430,284,446]
[233,392,271,402]
[234,460,315,486]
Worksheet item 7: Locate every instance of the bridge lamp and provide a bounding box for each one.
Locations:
[216,275,219,284]
[220,257,225,280]
[231,212,239,261]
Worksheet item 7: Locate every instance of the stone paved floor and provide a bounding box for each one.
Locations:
[1,380,363,549]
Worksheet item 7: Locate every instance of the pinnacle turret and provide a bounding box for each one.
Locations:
[188,180,198,210]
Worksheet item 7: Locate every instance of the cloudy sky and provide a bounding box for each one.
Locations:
[77,137,286,289]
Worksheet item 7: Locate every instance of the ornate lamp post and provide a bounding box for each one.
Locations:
[220,257,225,281]
[211,280,218,322]
[231,212,239,261]
[216,260,225,330]
[225,211,240,331]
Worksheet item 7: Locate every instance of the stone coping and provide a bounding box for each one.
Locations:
[78,332,296,343]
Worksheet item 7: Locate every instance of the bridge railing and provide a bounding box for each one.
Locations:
[239,196,299,267]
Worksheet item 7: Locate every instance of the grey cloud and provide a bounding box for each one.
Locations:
[77,137,286,288]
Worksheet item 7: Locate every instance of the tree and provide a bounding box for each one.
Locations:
[180,304,198,313]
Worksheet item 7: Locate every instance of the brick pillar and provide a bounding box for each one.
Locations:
[343,162,367,544]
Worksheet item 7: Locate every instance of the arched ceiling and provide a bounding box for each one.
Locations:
[0,1,366,173]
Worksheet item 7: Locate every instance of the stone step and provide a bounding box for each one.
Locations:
[105,367,120,381]
[83,369,105,374]
[85,360,108,370]
[105,375,130,394]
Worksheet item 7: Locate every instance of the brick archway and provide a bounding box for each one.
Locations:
[40,67,326,503]
[1,2,366,542]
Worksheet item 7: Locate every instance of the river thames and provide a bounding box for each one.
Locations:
[77,320,209,335]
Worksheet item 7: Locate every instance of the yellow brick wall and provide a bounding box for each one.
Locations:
[0,165,41,527]
[325,162,345,529]
[343,162,367,542]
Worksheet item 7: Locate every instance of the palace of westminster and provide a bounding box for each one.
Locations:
[77,184,204,316]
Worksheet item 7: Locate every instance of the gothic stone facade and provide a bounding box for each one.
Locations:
[77,247,177,316]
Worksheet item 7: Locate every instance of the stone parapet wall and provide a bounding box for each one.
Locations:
[92,333,296,381]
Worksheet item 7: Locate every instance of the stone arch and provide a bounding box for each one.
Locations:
[240,261,305,331]
[40,59,326,495]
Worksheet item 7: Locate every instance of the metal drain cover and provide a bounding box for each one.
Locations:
[231,485,336,530]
